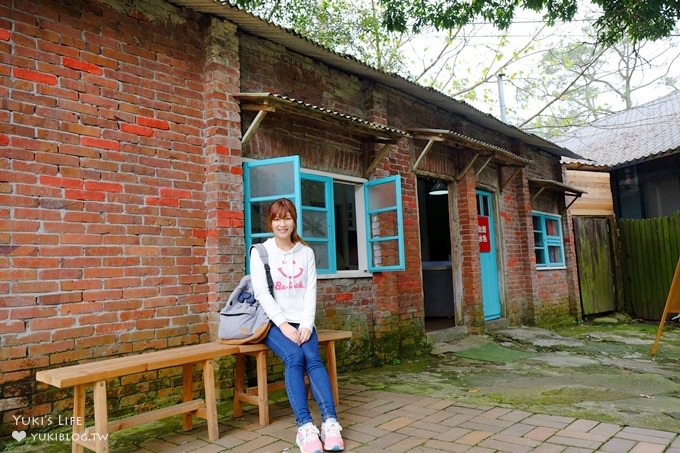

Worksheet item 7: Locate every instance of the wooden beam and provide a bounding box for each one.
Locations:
[475,155,494,176]
[565,195,582,210]
[365,143,391,178]
[455,153,479,182]
[501,167,522,192]
[241,109,271,147]
[412,138,436,171]
[531,186,547,201]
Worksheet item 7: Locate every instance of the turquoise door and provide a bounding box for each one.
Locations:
[476,190,501,320]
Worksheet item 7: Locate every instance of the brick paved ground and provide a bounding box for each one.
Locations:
[131,384,679,452]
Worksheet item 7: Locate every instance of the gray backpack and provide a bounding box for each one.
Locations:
[218,244,273,344]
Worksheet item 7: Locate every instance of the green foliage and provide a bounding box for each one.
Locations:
[230,0,409,73]
[379,0,679,45]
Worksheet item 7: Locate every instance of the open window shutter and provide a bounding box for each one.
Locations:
[363,175,405,272]
[244,156,301,271]
[301,173,336,274]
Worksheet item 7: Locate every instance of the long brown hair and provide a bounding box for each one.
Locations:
[267,198,306,245]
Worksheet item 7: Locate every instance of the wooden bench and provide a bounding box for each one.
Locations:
[35,343,239,453]
[225,329,352,426]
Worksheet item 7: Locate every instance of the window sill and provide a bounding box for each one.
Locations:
[536,266,567,271]
[318,270,373,279]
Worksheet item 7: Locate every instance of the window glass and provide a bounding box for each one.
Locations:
[249,161,296,198]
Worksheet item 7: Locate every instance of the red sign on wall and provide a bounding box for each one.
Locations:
[478,216,490,253]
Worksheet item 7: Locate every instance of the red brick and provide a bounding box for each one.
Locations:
[137,116,170,130]
[160,187,191,199]
[28,317,74,331]
[83,181,122,192]
[10,306,58,319]
[0,29,10,41]
[53,326,94,340]
[13,67,58,85]
[29,340,74,356]
[0,321,26,334]
[80,136,120,151]
[120,123,153,136]
[62,56,103,75]
[146,196,179,207]
[49,349,92,366]
[0,134,8,146]
[64,189,105,201]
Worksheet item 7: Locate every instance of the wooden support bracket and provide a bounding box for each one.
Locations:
[501,167,522,192]
[365,143,392,178]
[565,195,581,210]
[531,186,547,201]
[412,137,442,171]
[475,155,494,176]
[241,108,274,147]
[455,152,480,182]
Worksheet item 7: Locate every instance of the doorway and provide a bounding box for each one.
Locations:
[476,189,502,320]
[417,177,455,331]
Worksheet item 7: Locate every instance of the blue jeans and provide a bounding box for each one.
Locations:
[265,324,337,426]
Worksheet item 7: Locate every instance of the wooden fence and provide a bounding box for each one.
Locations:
[618,211,680,320]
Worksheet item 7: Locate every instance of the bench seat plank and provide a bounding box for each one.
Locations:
[36,343,237,388]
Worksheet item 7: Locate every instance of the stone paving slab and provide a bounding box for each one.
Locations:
[6,386,678,452]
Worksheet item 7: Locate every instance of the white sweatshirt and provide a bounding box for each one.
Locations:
[249,237,317,331]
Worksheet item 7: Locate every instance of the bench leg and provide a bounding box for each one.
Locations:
[254,350,269,426]
[325,341,340,405]
[182,363,193,432]
[72,385,85,453]
[202,359,219,441]
[233,354,246,418]
[93,380,109,453]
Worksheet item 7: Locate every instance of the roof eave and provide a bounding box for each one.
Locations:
[169,0,582,159]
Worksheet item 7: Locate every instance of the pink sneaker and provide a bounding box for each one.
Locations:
[296,423,323,453]
[320,418,344,451]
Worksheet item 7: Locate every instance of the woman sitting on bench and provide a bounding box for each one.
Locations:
[250,198,344,453]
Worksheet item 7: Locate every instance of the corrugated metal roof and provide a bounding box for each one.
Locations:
[529,178,586,196]
[168,0,582,159]
[233,92,409,140]
[409,128,533,165]
[555,90,680,168]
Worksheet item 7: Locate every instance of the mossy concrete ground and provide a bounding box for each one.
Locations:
[341,320,680,433]
[3,320,679,451]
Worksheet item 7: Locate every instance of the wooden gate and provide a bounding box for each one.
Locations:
[618,211,680,320]
[573,216,618,315]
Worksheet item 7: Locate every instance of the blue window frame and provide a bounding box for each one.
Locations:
[243,156,300,272]
[301,173,336,273]
[244,157,405,274]
[532,211,565,268]
[364,176,405,272]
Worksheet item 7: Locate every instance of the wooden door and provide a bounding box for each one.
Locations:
[573,216,617,315]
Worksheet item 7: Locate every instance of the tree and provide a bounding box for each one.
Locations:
[231,0,409,73]
[379,0,680,46]
[512,31,680,137]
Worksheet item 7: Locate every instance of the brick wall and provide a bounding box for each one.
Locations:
[0,0,226,434]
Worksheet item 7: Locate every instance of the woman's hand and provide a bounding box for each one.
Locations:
[298,327,312,344]
[280,322,301,344]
